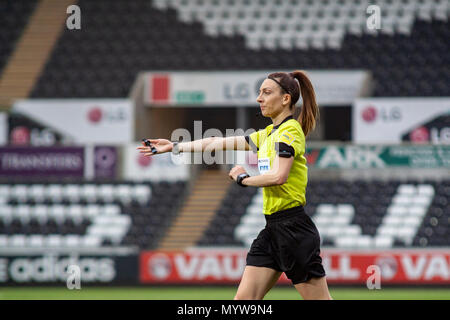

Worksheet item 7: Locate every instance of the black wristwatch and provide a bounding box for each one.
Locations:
[236,173,250,187]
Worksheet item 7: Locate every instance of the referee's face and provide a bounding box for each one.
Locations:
[257,79,286,118]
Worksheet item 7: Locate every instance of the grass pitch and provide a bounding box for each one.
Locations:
[0,286,449,300]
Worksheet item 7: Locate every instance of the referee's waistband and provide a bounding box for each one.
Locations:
[264,205,305,223]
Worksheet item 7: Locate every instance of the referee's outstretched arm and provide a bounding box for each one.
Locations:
[137,136,251,156]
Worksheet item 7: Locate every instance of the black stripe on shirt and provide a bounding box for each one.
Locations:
[245,135,258,153]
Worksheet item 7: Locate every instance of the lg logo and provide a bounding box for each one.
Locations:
[86,106,128,124]
[361,106,402,123]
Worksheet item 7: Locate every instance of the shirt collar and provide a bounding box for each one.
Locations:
[273,115,294,130]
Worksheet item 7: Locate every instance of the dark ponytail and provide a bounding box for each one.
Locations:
[290,70,319,137]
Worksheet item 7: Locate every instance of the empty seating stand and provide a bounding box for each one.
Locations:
[199,179,449,249]
[0,180,187,250]
[0,0,37,74]
[28,0,450,98]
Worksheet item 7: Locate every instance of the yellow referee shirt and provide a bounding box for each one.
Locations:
[247,116,308,215]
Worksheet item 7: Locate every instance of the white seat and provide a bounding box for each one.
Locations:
[32,205,48,224]
[316,226,329,237]
[235,224,255,240]
[116,185,132,204]
[29,184,46,203]
[327,226,342,238]
[64,235,80,248]
[326,28,345,50]
[104,204,120,216]
[294,33,311,49]
[81,184,98,203]
[403,216,422,227]
[67,205,83,225]
[10,235,26,247]
[46,234,62,247]
[16,205,31,224]
[408,206,426,217]
[245,203,261,215]
[397,226,417,241]
[48,204,66,224]
[417,184,434,196]
[99,184,115,203]
[85,204,100,220]
[64,184,80,203]
[0,205,13,225]
[337,204,355,217]
[104,226,127,245]
[313,215,332,227]
[28,235,44,247]
[94,215,113,226]
[241,216,265,229]
[11,185,28,202]
[152,0,169,10]
[87,225,106,237]
[133,185,151,204]
[46,184,63,203]
[377,225,397,236]
[316,204,335,216]
[0,235,8,247]
[0,185,10,198]
[412,195,432,207]
[392,195,412,206]
[82,235,102,248]
[383,215,402,226]
[335,236,356,248]
[356,236,372,248]
[398,184,416,195]
[388,205,408,216]
[343,225,362,237]
[374,235,394,248]
[333,215,352,226]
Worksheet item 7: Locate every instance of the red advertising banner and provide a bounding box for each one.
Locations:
[140,249,450,285]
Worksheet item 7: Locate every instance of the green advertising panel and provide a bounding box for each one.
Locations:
[305,145,450,168]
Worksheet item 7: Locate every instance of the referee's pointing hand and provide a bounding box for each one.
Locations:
[136,139,173,156]
[229,165,247,181]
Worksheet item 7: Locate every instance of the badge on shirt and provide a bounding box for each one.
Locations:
[279,131,295,146]
[258,158,271,174]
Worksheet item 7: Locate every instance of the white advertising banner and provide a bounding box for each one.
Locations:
[353,98,450,144]
[144,70,370,107]
[123,143,190,181]
[12,99,134,144]
[0,112,7,145]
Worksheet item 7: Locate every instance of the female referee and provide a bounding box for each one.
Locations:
[137,70,332,300]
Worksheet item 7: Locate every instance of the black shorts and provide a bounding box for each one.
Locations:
[246,205,326,285]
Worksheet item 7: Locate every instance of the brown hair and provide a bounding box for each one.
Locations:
[267,70,319,136]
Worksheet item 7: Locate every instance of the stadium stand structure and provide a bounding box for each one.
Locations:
[28,0,450,99]
[198,179,449,248]
[0,0,37,75]
[0,181,187,249]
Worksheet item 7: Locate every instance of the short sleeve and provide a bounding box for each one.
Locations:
[246,130,263,153]
[275,125,304,158]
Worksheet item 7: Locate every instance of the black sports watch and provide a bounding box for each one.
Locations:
[236,173,250,187]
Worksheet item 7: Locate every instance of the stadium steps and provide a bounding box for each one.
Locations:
[0,0,75,108]
[157,170,231,250]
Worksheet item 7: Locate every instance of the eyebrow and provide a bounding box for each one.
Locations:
[259,87,273,92]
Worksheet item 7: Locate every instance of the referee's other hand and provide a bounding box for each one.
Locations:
[229,165,247,181]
